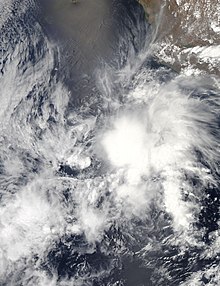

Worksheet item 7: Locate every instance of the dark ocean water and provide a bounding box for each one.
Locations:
[0,1,220,285]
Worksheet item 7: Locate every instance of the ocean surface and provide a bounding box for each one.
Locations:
[0,0,220,285]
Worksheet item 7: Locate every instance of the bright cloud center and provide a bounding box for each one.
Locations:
[101,116,147,170]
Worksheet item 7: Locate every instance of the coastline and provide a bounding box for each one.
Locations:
[138,0,220,76]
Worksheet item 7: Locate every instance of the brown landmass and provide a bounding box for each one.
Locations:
[138,0,220,75]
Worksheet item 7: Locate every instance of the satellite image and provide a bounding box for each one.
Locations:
[0,0,220,285]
